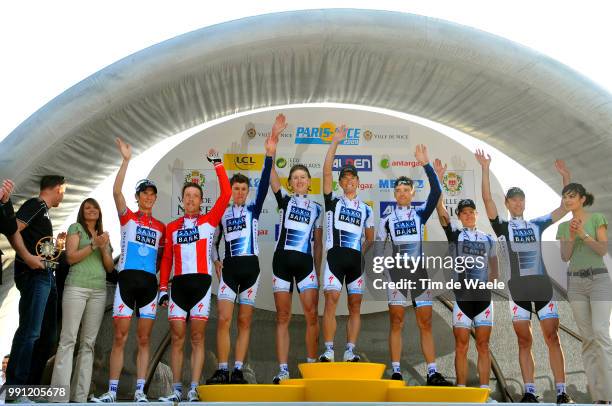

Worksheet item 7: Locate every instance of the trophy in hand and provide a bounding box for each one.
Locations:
[35,236,63,271]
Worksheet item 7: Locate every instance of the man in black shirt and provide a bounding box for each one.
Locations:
[0,179,44,273]
[5,175,66,387]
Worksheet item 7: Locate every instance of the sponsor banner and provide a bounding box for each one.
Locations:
[244,123,293,139]
[361,126,410,142]
[224,153,266,171]
[172,169,218,219]
[295,121,360,145]
[280,177,322,195]
[379,155,422,169]
[275,156,322,169]
[332,155,373,172]
[378,178,425,190]
[440,170,476,219]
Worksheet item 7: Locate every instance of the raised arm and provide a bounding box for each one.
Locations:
[113,138,132,215]
[550,159,571,223]
[207,149,232,225]
[254,115,283,215]
[415,144,441,222]
[323,125,348,195]
[475,149,498,220]
[433,159,450,227]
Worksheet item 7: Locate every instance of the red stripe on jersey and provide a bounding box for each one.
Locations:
[196,237,208,275]
[173,241,183,276]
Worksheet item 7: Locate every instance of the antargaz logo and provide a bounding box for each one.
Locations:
[379,155,421,169]
[295,121,360,145]
[224,154,265,171]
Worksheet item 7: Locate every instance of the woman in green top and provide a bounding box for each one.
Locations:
[557,183,612,404]
[50,198,114,403]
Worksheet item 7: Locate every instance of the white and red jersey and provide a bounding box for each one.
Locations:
[117,208,166,275]
[159,163,230,291]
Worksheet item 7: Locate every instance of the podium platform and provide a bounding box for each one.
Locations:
[197,362,489,403]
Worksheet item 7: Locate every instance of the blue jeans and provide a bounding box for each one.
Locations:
[6,266,58,385]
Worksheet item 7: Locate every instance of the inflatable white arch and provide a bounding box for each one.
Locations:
[1,9,612,231]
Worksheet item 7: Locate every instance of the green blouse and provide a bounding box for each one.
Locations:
[64,222,112,290]
[556,213,608,272]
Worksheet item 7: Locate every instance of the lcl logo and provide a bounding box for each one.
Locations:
[235,156,256,165]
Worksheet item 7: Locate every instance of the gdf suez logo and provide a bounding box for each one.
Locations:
[332,155,373,172]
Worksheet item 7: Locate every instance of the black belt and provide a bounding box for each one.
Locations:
[568,268,608,278]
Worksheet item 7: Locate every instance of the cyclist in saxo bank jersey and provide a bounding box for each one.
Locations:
[374,144,451,386]
[206,118,279,386]
[475,149,574,404]
[319,125,375,364]
[157,149,231,402]
[92,138,165,403]
[269,113,323,384]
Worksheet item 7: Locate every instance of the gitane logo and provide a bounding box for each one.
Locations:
[280,177,321,195]
[276,157,287,168]
[443,172,464,196]
[184,170,206,185]
[224,154,265,171]
[295,122,360,145]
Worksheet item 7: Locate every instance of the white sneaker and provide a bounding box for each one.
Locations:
[187,388,199,402]
[91,391,117,403]
[343,349,360,362]
[134,390,149,403]
[319,349,335,362]
[272,369,290,384]
[158,390,182,402]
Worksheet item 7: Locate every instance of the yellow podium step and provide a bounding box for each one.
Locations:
[197,384,304,402]
[387,386,489,403]
[197,363,489,403]
[298,361,385,379]
[282,378,404,402]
